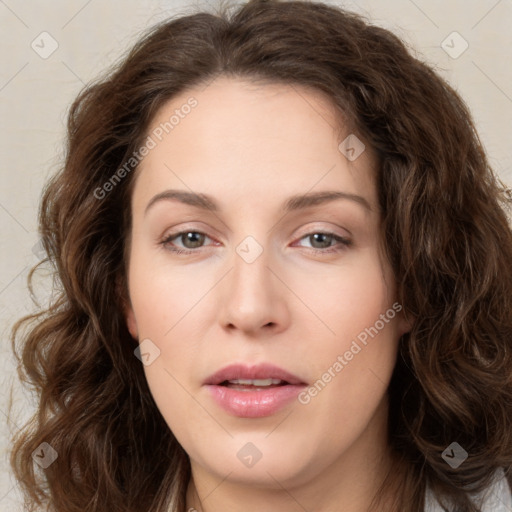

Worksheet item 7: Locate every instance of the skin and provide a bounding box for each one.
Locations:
[124,76,412,512]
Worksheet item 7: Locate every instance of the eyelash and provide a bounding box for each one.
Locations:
[159,230,352,255]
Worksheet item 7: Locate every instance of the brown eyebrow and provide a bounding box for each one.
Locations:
[144,189,372,216]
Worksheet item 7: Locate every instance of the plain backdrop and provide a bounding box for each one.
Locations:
[1,0,511,509]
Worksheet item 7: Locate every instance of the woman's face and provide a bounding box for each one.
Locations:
[124,76,410,492]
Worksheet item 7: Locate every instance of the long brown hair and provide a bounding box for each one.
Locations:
[10,0,512,510]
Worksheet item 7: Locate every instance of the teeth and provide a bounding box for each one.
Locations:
[227,378,283,386]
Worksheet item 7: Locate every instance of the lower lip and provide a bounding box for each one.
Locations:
[205,384,306,418]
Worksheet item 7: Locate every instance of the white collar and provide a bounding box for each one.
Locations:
[424,468,511,511]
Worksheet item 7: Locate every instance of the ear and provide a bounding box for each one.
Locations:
[397,306,414,337]
[116,275,138,340]
[125,302,139,340]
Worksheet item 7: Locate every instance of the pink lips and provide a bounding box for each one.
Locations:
[203,363,307,418]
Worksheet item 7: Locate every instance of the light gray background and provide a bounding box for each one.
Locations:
[1,0,511,509]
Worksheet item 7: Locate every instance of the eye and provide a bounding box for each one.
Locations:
[160,230,352,255]
[293,232,352,253]
[160,230,215,254]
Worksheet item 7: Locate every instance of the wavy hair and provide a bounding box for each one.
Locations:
[10,0,512,511]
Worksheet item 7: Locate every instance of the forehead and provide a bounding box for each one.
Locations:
[131,77,378,212]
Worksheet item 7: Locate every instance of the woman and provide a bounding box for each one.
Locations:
[10,0,512,510]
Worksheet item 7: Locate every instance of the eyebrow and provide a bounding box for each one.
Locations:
[144,189,372,216]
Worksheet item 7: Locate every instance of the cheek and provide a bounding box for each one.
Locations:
[128,248,203,339]
[295,251,400,401]
[296,252,396,346]
[127,250,212,407]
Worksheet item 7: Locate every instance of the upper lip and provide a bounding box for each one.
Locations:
[203,363,307,386]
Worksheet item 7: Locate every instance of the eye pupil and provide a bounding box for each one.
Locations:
[183,232,204,248]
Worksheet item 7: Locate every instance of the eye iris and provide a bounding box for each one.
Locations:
[182,232,204,248]
[310,233,332,249]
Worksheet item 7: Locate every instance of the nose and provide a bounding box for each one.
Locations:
[217,239,290,336]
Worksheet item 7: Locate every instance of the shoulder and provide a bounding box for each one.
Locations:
[424,468,512,512]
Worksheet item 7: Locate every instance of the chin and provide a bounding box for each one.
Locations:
[188,432,322,489]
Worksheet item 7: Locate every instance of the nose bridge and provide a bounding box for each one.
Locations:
[218,232,286,332]
[231,233,273,305]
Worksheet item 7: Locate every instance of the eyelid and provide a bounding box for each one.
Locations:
[292,222,351,241]
[160,229,218,249]
[160,222,219,243]
[290,232,352,253]
[161,221,350,242]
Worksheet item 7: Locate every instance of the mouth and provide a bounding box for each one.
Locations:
[204,362,307,387]
[218,377,289,391]
[203,363,308,418]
